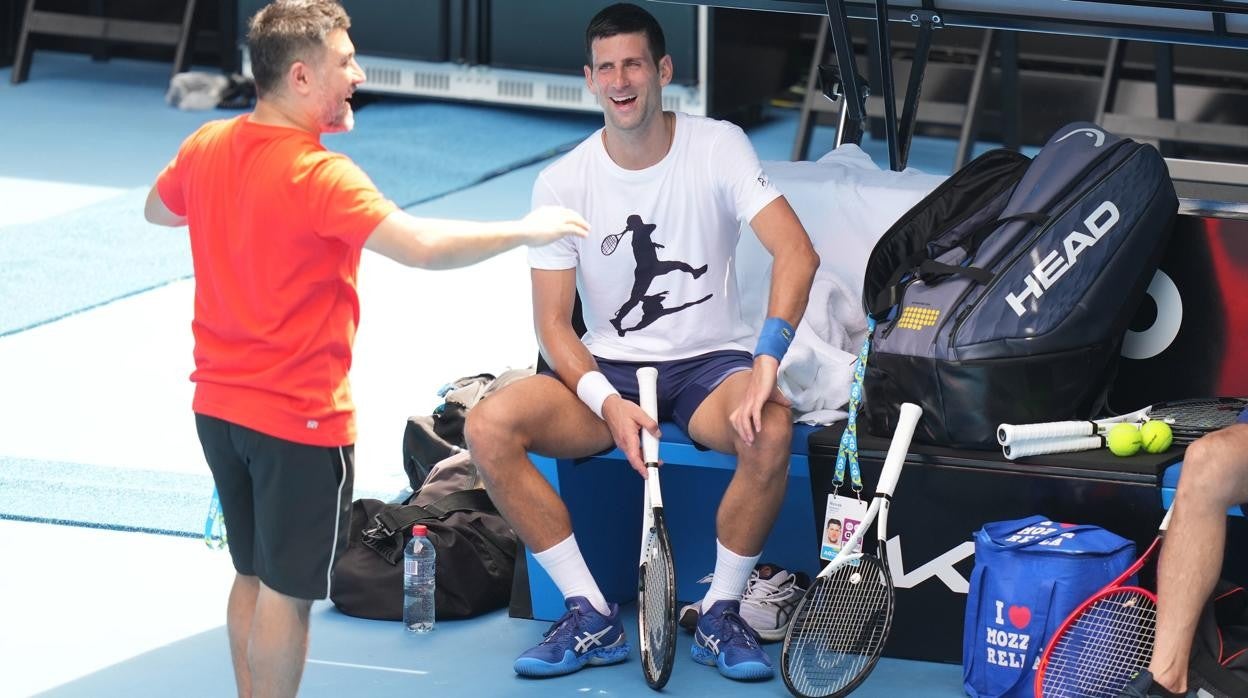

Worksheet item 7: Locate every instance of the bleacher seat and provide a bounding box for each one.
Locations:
[520,422,819,621]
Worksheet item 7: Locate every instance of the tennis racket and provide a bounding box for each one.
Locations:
[781,402,922,698]
[601,227,628,256]
[1002,435,1106,460]
[1034,507,1173,698]
[998,397,1248,457]
[204,487,227,549]
[636,366,676,690]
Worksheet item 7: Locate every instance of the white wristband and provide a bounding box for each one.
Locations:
[576,371,619,420]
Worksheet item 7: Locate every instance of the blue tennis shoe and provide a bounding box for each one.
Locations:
[513,596,630,677]
[692,599,775,680]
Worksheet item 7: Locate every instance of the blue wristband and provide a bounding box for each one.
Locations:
[754,317,795,361]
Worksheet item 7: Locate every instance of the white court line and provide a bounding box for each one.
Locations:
[307,658,430,675]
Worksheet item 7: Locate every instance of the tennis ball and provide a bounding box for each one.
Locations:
[1106,423,1142,457]
[1140,421,1174,454]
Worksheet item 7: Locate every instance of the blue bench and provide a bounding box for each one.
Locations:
[1161,461,1246,518]
[523,423,820,622]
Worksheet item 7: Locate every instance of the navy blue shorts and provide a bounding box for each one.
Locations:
[559,349,752,438]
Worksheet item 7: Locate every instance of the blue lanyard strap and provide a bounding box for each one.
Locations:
[834,316,875,494]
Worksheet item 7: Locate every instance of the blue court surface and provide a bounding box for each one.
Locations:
[0,52,989,697]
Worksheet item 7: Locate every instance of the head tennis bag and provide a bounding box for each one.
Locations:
[861,122,1178,448]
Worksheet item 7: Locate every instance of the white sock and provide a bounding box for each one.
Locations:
[532,534,611,616]
[701,539,760,613]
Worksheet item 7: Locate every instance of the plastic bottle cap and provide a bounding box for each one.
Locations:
[412,525,428,537]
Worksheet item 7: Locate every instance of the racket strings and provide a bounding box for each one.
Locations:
[787,559,892,696]
[639,538,675,677]
[1040,590,1157,698]
[1162,400,1246,434]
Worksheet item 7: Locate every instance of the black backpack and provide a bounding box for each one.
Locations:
[402,368,534,489]
[330,451,518,621]
[1188,580,1248,698]
[860,122,1178,448]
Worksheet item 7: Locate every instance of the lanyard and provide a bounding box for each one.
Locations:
[833,316,875,495]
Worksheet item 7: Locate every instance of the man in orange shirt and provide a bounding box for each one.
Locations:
[144,2,587,695]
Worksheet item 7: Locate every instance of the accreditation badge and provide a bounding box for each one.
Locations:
[821,493,869,562]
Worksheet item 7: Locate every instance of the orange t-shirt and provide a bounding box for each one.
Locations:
[156,115,398,446]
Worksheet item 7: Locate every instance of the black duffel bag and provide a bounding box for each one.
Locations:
[330,454,517,621]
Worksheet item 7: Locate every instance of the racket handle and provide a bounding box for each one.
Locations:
[998,420,1095,445]
[637,367,659,464]
[876,402,921,497]
[1003,435,1104,459]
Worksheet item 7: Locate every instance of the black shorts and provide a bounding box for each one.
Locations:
[196,413,354,600]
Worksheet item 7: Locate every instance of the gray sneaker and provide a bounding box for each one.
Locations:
[677,563,810,642]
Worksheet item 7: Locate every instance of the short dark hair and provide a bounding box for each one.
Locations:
[247,0,351,97]
[585,3,666,66]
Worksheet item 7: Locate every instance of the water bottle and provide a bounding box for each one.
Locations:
[403,524,436,632]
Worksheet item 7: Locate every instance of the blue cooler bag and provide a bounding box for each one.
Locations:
[962,515,1135,698]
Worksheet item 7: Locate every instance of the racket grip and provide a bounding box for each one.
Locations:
[998,420,1095,445]
[876,402,921,497]
[1003,435,1104,459]
[637,367,659,463]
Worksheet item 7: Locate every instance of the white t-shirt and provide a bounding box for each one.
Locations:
[528,112,781,362]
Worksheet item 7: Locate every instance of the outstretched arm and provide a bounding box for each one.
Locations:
[364,206,589,269]
[533,268,659,476]
[733,195,819,443]
[144,186,187,227]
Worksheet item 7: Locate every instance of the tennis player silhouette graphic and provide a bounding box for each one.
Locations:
[609,214,711,336]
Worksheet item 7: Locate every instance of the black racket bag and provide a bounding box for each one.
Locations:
[861,122,1178,448]
[1189,580,1248,698]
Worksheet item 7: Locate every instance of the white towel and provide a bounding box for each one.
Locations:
[736,145,946,424]
[777,272,867,423]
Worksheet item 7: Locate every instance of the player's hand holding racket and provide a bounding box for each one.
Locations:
[635,366,677,689]
[1034,507,1173,698]
[600,390,661,478]
[781,402,922,698]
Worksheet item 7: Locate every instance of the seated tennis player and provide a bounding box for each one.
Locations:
[465,2,817,682]
[1119,422,1248,697]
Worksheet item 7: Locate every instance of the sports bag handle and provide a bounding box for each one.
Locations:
[372,489,497,535]
[961,212,1048,257]
[363,489,500,564]
[917,259,994,285]
[914,212,1052,288]
[868,210,1051,315]
[980,516,1104,551]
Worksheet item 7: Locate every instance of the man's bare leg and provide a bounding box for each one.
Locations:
[1149,424,1248,693]
[681,369,791,678]
[227,574,259,697]
[467,374,631,676]
[248,581,312,698]
[688,370,793,557]
[465,374,614,553]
